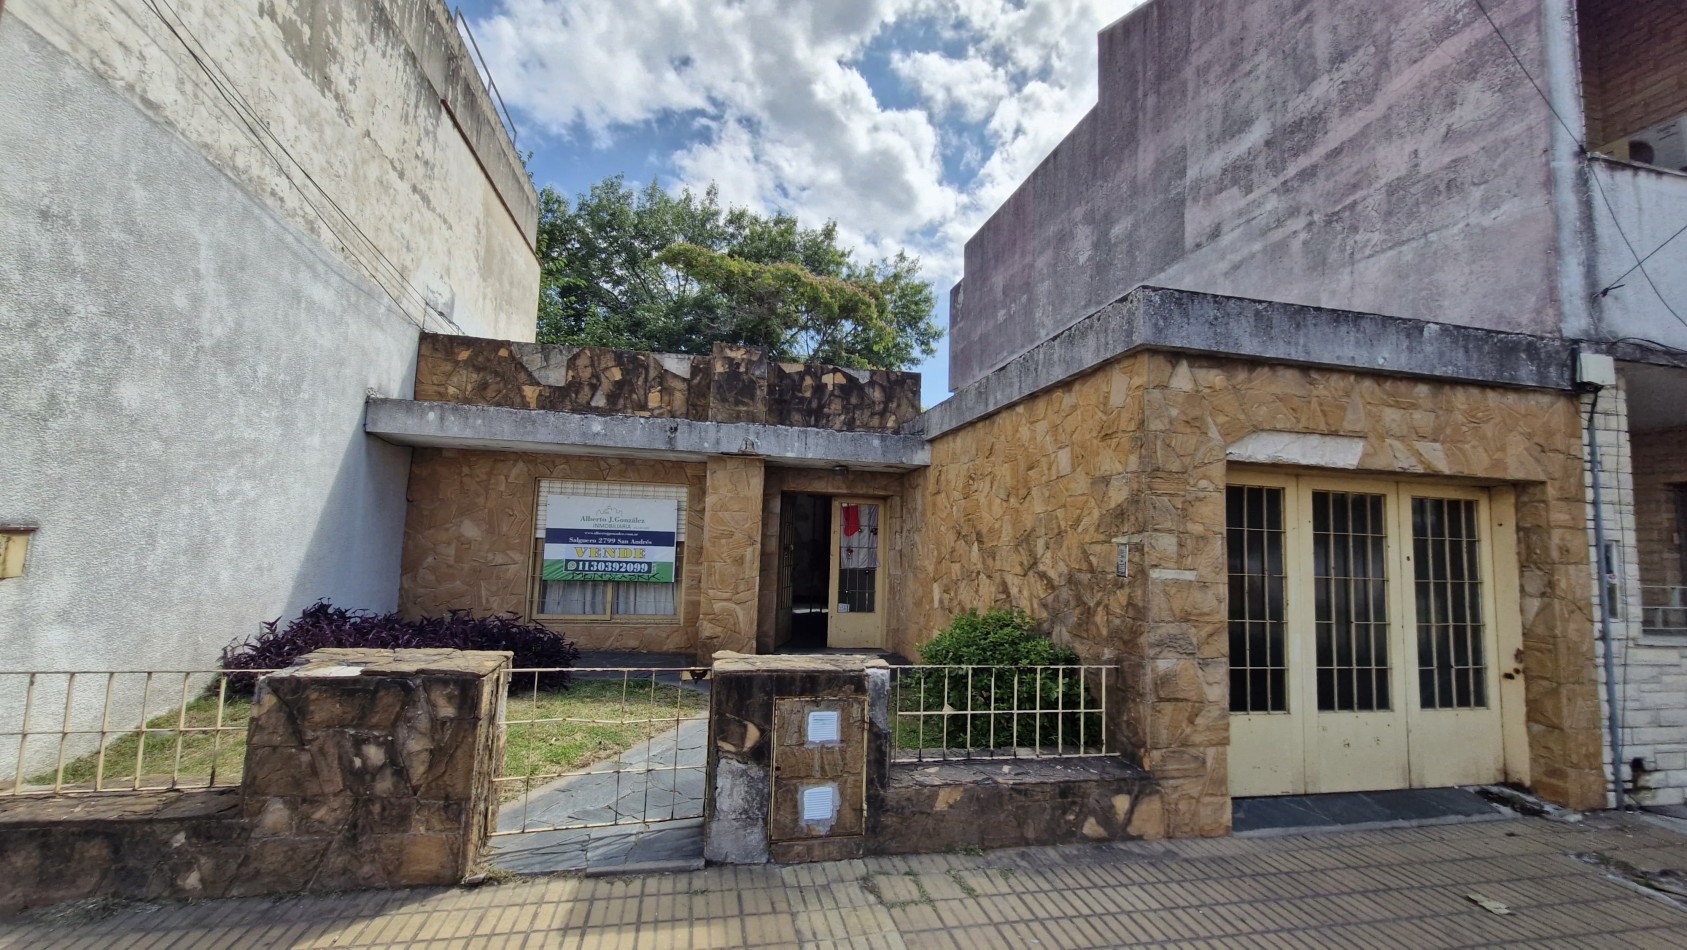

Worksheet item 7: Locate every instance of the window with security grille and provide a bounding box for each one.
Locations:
[1412,497,1487,709]
[530,480,688,620]
[1226,485,1287,713]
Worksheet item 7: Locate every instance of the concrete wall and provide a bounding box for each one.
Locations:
[10,0,538,341]
[1583,162,1687,350]
[946,0,1563,389]
[0,0,534,772]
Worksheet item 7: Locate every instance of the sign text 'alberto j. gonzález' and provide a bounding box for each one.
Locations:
[543,496,678,583]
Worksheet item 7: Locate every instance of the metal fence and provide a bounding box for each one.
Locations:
[491,666,710,837]
[1642,586,1687,636]
[1,670,272,797]
[890,665,1110,763]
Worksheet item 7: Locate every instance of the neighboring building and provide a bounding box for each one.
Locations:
[940,0,1687,812]
[0,0,536,697]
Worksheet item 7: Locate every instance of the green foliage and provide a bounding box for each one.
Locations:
[917,608,1080,667]
[533,175,941,370]
[899,609,1100,752]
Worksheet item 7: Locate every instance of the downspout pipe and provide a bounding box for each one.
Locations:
[1584,386,1626,808]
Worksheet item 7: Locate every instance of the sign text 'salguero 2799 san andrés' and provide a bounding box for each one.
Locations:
[542,496,678,583]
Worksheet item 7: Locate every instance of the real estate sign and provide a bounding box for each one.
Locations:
[542,496,678,583]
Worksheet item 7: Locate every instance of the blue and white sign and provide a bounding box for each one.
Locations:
[542,496,678,583]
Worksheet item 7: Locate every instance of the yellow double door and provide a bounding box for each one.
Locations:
[1227,472,1521,798]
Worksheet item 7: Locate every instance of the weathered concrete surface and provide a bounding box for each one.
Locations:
[875,758,1162,852]
[8,0,537,338]
[917,287,1579,440]
[366,399,932,469]
[947,0,1564,388]
[0,19,445,775]
[1583,161,1687,352]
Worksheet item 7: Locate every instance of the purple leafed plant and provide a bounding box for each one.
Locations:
[221,601,580,691]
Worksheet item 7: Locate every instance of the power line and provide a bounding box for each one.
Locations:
[1468,0,1687,333]
[139,0,443,331]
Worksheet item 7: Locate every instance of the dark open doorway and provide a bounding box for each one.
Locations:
[775,493,832,650]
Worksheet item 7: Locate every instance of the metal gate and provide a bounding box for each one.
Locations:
[490,666,710,837]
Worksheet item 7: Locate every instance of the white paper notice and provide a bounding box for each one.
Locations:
[801,784,837,822]
[806,710,841,744]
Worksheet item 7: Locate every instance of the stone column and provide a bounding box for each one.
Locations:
[698,455,765,657]
[238,648,509,893]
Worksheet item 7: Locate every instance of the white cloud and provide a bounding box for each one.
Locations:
[470,0,1147,285]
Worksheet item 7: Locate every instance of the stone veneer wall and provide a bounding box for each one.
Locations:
[399,448,706,654]
[414,334,921,433]
[904,350,1605,835]
[697,457,765,657]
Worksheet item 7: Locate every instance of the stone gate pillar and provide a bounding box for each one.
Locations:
[240,648,509,891]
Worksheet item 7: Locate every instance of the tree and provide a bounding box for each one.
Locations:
[533,175,940,370]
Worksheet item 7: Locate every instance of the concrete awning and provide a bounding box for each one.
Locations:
[364,398,930,471]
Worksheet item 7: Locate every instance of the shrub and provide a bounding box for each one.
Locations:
[901,608,1099,752]
[221,601,580,691]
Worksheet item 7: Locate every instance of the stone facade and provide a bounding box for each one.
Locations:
[414,334,921,433]
[399,449,706,654]
[904,350,1605,832]
[0,649,508,913]
[697,458,766,657]
[240,649,508,891]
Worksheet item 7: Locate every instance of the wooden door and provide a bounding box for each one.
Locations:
[827,498,886,649]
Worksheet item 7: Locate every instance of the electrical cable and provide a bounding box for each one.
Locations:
[137,0,441,331]
[1469,0,1687,333]
[147,0,438,325]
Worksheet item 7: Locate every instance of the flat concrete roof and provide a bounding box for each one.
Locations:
[365,398,931,470]
[914,286,1580,439]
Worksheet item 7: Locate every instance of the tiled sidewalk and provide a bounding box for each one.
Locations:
[3,814,1686,948]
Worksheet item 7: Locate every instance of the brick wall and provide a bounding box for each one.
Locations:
[1579,0,1687,146]
[1584,380,1687,808]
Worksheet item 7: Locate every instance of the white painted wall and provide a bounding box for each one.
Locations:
[1586,161,1687,350]
[0,0,537,774]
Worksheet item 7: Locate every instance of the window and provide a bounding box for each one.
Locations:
[1412,497,1488,709]
[1312,491,1391,713]
[1226,486,1287,713]
[530,480,687,621]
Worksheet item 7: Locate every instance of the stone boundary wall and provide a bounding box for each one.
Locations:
[0,649,508,915]
[414,334,921,434]
[704,653,1163,865]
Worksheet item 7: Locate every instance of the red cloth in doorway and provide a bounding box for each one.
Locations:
[842,504,860,537]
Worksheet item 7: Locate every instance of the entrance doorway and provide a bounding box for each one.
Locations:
[774,494,887,651]
[1226,472,1520,798]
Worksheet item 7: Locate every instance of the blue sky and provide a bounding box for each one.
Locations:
[455,0,1145,404]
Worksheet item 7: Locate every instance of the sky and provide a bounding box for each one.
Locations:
[454,0,1148,405]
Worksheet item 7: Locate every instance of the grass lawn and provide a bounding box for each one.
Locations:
[29,678,707,795]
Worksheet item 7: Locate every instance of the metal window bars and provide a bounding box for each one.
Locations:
[1641,586,1687,635]
[491,666,710,837]
[890,665,1110,763]
[1,670,275,797]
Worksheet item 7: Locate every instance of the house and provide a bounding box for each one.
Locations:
[365,0,1687,836]
[0,0,537,759]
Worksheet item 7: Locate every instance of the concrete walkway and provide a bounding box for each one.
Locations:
[4,812,1687,948]
[488,718,709,875]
